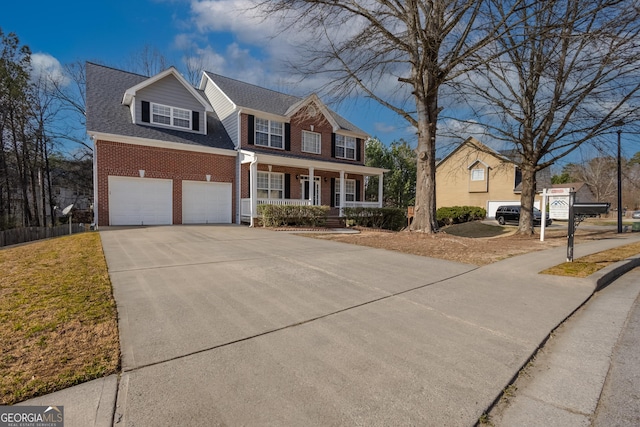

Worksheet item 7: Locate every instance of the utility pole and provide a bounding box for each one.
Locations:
[617,129,622,233]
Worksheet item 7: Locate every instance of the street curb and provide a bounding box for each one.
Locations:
[592,253,640,292]
[479,253,640,425]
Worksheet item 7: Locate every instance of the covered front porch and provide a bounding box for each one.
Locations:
[239,150,388,225]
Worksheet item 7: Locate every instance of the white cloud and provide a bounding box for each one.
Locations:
[30,53,68,86]
[374,122,396,133]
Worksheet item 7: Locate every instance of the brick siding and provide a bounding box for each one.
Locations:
[96,140,236,226]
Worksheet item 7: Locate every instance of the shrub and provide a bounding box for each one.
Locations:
[436,206,486,227]
[257,204,329,227]
[343,207,406,231]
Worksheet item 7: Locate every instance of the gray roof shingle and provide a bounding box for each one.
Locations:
[86,63,234,150]
[203,71,366,135]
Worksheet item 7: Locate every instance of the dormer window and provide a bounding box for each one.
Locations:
[151,102,191,129]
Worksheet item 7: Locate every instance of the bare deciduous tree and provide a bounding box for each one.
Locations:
[452,0,640,234]
[254,0,526,233]
[124,44,168,77]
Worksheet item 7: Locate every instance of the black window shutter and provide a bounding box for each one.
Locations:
[285,173,291,199]
[141,101,150,123]
[331,133,336,158]
[356,179,361,201]
[247,170,251,195]
[330,178,335,207]
[192,111,200,131]
[248,115,255,145]
[356,138,362,162]
[285,123,291,151]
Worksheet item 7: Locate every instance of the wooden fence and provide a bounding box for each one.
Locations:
[0,224,87,248]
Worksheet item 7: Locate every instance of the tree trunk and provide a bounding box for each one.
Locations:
[517,166,537,235]
[408,89,439,233]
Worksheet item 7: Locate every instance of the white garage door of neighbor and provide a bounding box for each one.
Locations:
[108,176,173,225]
[182,181,232,224]
[487,200,541,218]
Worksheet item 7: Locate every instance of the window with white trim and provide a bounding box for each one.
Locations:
[302,131,321,154]
[335,134,356,160]
[471,168,485,181]
[257,172,284,199]
[255,118,284,149]
[151,102,191,129]
[334,178,356,207]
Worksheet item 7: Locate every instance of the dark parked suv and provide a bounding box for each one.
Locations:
[495,205,552,226]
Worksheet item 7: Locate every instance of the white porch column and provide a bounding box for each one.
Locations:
[250,160,258,227]
[378,173,384,208]
[308,167,315,205]
[339,170,346,217]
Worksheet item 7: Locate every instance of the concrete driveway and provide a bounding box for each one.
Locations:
[100,225,597,426]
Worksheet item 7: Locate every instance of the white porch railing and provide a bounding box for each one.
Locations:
[344,201,381,208]
[241,198,312,219]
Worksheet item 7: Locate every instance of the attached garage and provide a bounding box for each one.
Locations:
[182,181,232,224]
[108,176,173,225]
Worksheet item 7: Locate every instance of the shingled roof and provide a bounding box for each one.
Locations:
[86,63,234,150]
[202,71,366,135]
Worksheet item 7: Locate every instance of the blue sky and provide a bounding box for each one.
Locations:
[2,0,637,164]
[1,0,414,149]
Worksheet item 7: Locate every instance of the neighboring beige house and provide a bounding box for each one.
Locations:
[436,137,550,218]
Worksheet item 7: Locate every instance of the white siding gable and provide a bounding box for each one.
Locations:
[135,74,206,134]
[203,77,238,147]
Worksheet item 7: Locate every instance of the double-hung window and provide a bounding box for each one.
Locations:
[302,131,321,154]
[257,172,284,199]
[334,178,356,207]
[335,134,356,160]
[255,118,284,149]
[151,102,191,129]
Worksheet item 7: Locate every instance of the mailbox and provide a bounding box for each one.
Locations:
[572,202,610,217]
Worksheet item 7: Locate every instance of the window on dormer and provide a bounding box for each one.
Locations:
[151,102,191,129]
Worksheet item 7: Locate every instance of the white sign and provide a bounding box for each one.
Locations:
[549,195,570,220]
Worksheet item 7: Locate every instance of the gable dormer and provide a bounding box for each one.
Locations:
[122,67,213,134]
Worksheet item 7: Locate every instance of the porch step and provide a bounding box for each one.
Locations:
[325,216,345,228]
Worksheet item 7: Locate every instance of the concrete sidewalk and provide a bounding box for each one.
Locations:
[17,227,640,426]
[491,267,640,426]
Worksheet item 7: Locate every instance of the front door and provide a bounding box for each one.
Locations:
[301,176,321,205]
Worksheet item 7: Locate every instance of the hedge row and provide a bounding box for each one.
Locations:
[343,207,406,231]
[436,206,486,226]
[257,204,330,227]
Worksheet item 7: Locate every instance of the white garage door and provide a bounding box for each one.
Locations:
[182,181,232,224]
[108,176,173,225]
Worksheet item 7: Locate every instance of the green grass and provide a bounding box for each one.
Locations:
[0,232,119,404]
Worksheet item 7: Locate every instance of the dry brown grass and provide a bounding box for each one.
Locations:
[304,223,623,266]
[541,241,640,277]
[0,233,119,405]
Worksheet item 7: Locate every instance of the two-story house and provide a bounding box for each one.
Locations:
[86,63,386,227]
[436,137,551,217]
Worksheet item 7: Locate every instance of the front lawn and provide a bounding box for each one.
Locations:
[0,232,119,404]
